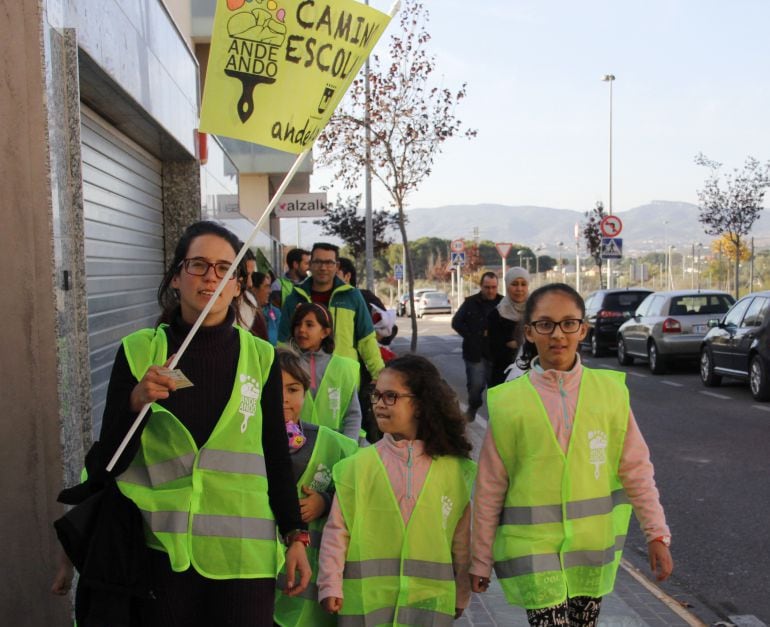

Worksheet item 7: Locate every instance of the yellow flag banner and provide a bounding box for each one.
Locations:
[199,0,392,153]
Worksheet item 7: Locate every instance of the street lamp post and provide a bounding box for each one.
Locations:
[602,74,615,289]
[667,245,676,290]
[517,250,524,270]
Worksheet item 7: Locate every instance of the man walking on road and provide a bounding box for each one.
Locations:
[451,271,501,421]
[278,243,385,381]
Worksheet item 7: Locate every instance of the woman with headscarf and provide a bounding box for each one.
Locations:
[487,267,530,385]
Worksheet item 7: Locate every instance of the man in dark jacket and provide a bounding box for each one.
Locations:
[451,271,501,421]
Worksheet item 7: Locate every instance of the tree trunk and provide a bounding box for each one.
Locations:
[396,203,418,352]
[734,235,741,299]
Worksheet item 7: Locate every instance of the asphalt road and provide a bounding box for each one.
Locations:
[391,314,770,625]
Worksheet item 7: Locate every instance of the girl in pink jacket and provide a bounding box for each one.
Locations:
[471,283,673,627]
[318,354,476,623]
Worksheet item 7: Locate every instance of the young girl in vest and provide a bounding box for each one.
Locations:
[318,354,477,624]
[290,302,363,441]
[273,347,359,626]
[470,283,673,627]
[55,222,310,627]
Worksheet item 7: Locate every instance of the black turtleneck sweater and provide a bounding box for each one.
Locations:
[97,307,303,535]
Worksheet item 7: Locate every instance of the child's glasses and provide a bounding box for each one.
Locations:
[370,390,416,406]
[529,319,584,334]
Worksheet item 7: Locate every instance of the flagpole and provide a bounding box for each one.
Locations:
[106,148,311,472]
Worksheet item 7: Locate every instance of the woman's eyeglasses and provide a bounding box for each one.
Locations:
[370,390,416,406]
[528,319,583,335]
[179,258,235,280]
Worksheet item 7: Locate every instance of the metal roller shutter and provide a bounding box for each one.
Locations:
[81,108,165,435]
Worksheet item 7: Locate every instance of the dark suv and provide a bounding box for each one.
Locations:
[582,288,653,357]
[700,291,770,400]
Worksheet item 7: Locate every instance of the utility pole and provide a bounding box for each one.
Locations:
[363,0,374,290]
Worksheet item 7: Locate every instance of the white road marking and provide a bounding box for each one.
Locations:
[660,380,684,387]
[728,615,768,627]
[627,372,648,378]
[452,347,462,354]
[751,404,770,412]
[699,391,731,400]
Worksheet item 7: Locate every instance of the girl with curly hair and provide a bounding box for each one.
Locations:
[317,354,477,624]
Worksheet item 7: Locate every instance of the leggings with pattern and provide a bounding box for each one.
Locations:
[525,596,602,627]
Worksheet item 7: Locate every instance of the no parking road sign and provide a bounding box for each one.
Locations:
[601,238,623,259]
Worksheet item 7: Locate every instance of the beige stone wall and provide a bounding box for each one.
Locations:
[0,2,69,624]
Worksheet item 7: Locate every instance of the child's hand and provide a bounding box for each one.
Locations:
[129,356,177,412]
[648,541,673,581]
[283,542,311,597]
[50,553,73,596]
[300,486,325,523]
[322,596,343,614]
[470,574,490,593]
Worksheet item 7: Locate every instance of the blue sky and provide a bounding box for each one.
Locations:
[311,0,770,214]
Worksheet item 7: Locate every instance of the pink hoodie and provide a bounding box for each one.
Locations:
[471,356,670,578]
[318,433,473,609]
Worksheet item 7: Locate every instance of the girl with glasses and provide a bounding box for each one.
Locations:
[289,302,363,442]
[318,355,477,624]
[471,283,673,626]
[56,221,310,627]
[273,348,358,627]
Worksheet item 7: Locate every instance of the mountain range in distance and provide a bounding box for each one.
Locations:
[290,200,770,255]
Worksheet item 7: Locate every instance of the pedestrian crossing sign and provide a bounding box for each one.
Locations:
[601,237,623,259]
[451,251,466,266]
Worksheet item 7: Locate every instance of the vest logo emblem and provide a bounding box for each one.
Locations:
[441,495,454,530]
[309,463,332,492]
[588,430,608,479]
[238,374,261,433]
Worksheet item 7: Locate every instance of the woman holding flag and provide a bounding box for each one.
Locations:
[63,221,310,626]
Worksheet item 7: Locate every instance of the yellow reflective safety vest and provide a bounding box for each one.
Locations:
[274,426,359,627]
[334,446,477,626]
[487,368,632,609]
[116,324,280,579]
[299,354,360,433]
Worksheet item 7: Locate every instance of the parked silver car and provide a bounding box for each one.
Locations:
[616,290,735,374]
[416,291,452,317]
[404,288,438,317]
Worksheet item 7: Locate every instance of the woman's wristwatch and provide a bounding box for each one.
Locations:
[284,529,311,547]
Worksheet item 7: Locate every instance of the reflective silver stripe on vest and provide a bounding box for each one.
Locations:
[141,510,189,534]
[344,558,454,581]
[339,606,395,627]
[192,514,276,540]
[403,558,455,581]
[197,449,267,477]
[397,606,454,626]
[495,535,627,579]
[494,553,562,579]
[500,489,629,525]
[276,574,318,601]
[500,503,562,525]
[566,489,629,520]
[562,534,627,569]
[344,558,401,579]
[119,453,195,487]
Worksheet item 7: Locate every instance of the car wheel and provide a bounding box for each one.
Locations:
[648,341,666,375]
[590,333,604,358]
[617,336,633,365]
[749,355,770,401]
[699,348,722,387]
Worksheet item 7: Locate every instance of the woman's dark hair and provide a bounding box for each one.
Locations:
[156,221,245,325]
[517,283,586,371]
[290,302,335,353]
[384,355,472,459]
[276,347,311,391]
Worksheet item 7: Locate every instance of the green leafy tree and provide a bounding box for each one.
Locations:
[583,201,606,287]
[316,1,476,350]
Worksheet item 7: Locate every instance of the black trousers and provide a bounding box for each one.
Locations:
[525,596,603,627]
[139,549,276,627]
